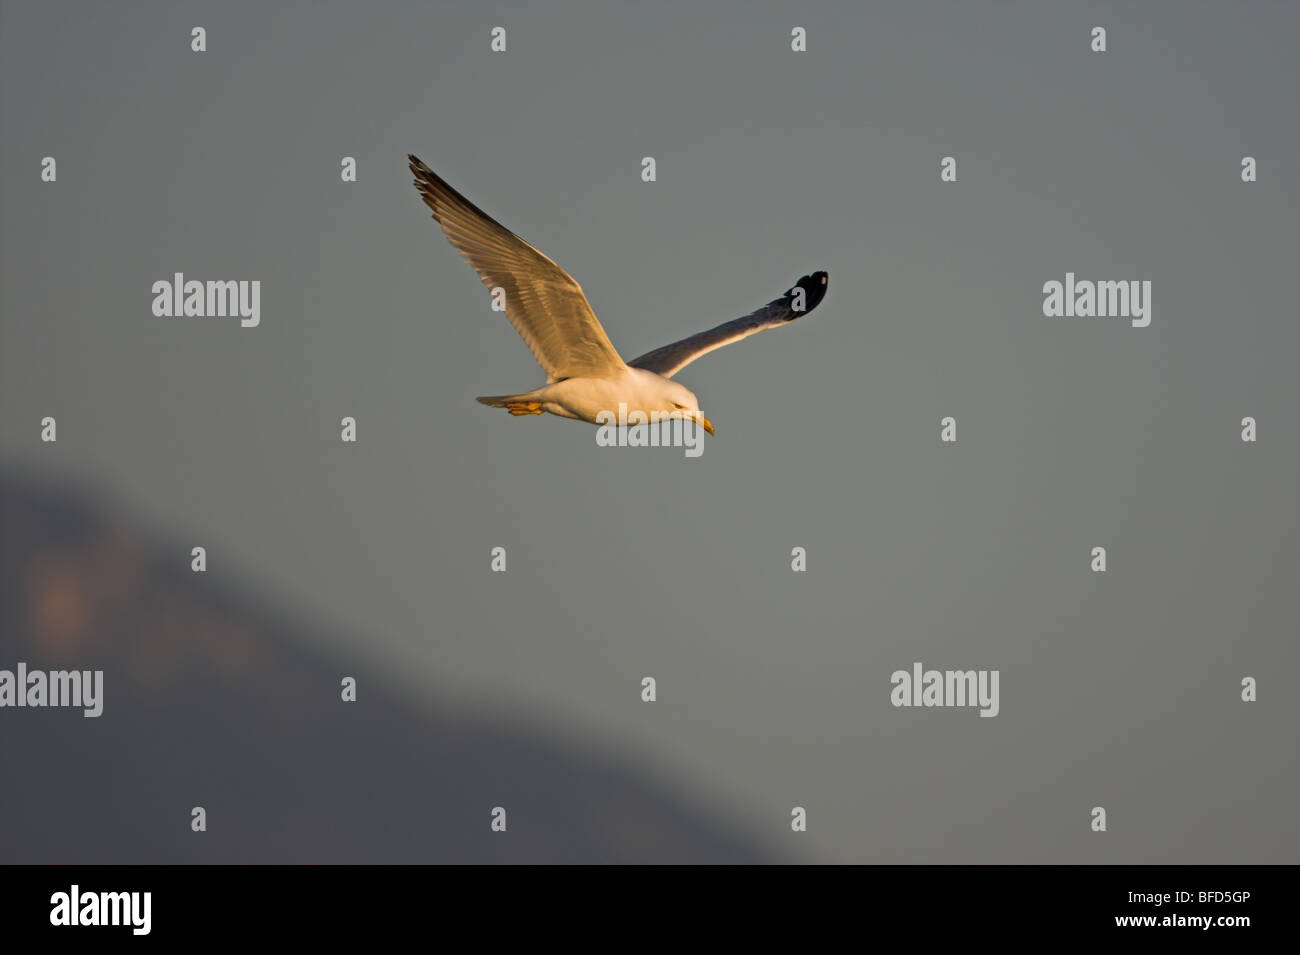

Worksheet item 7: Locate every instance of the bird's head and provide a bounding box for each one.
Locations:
[665,381,714,435]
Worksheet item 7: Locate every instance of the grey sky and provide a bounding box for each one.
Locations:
[2,0,1297,862]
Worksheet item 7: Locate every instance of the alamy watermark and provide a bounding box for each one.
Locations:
[50,885,150,935]
[891,662,999,717]
[595,404,707,458]
[0,663,103,717]
[152,273,260,327]
[1043,272,1151,327]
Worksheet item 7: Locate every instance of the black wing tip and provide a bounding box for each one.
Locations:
[787,270,829,317]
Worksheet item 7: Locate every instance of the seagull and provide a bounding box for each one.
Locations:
[408,154,828,436]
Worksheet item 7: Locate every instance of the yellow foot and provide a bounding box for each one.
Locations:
[506,401,544,416]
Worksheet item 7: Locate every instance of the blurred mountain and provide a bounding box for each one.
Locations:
[0,468,772,863]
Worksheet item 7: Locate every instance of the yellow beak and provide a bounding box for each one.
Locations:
[698,413,715,436]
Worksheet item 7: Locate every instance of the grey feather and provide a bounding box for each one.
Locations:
[629,271,829,379]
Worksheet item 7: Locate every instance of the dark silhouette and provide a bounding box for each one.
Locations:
[0,470,772,863]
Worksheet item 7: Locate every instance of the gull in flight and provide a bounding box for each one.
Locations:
[408,154,829,436]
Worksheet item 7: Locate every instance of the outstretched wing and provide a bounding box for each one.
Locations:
[628,271,828,379]
[409,154,626,382]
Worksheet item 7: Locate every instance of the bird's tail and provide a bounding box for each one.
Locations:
[476,392,537,408]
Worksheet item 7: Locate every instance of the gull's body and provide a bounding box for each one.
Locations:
[408,154,829,435]
[507,366,701,424]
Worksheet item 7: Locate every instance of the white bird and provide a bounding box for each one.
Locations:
[409,154,829,436]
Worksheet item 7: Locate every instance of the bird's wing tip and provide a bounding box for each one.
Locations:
[790,270,829,314]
